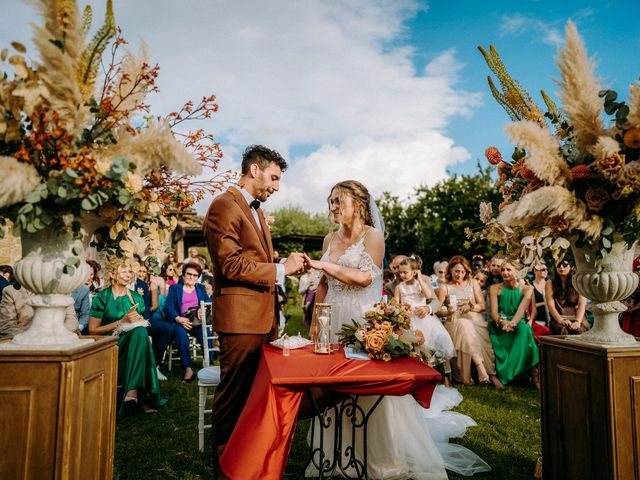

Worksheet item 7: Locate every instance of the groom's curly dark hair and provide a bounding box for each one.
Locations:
[241,145,288,174]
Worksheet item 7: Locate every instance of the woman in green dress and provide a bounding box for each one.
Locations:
[488,259,539,386]
[88,259,164,413]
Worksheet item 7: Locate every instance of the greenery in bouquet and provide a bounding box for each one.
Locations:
[337,299,434,363]
[470,21,640,271]
[0,0,233,273]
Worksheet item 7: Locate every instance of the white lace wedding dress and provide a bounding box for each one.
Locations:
[306,236,491,479]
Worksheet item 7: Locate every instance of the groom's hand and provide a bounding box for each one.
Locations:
[283,252,307,275]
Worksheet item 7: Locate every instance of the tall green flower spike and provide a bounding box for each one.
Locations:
[478,45,545,126]
[78,0,116,100]
[80,5,92,39]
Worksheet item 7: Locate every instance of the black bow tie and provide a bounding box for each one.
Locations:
[249,199,261,210]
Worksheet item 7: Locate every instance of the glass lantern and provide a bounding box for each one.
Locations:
[313,303,332,354]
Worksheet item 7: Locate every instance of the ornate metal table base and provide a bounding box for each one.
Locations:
[306,393,384,480]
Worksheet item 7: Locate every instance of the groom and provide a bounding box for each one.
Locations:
[204,145,306,464]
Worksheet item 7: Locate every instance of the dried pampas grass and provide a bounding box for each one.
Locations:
[628,81,640,128]
[498,185,603,239]
[590,136,620,159]
[503,121,570,186]
[0,156,41,208]
[111,44,149,114]
[106,120,201,176]
[555,21,604,152]
[28,0,89,135]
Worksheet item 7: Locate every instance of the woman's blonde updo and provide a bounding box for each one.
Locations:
[103,257,136,287]
[328,180,375,227]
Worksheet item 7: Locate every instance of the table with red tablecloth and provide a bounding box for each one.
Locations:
[219,344,442,480]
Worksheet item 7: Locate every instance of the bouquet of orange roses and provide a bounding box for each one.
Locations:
[337,299,434,363]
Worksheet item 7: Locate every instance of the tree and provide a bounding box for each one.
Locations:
[268,206,331,237]
[378,164,502,270]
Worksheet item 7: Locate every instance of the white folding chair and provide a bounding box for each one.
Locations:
[166,336,199,371]
[197,300,220,452]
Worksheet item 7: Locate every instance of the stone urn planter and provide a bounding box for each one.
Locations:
[9,228,91,347]
[570,237,639,346]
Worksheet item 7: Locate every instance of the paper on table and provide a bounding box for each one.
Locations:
[270,335,312,349]
[344,346,371,361]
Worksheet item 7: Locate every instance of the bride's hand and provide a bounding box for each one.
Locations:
[303,254,323,271]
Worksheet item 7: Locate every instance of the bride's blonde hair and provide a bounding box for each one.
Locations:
[328,180,375,227]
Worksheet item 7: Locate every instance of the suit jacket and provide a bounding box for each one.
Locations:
[164,282,212,323]
[203,186,277,334]
[71,285,91,330]
[133,279,151,319]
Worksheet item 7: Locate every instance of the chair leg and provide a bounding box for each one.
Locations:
[198,386,207,452]
[168,344,173,371]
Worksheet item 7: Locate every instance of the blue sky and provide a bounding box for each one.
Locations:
[2,1,639,213]
[407,1,640,176]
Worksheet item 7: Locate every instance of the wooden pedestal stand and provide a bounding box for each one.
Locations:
[0,336,118,480]
[539,336,640,480]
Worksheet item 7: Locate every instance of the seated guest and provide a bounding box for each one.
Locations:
[622,257,640,336]
[528,262,551,340]
[473,268,489,294]
[430,259,448,289]
[161,262,178,288]
[436,255,501,388]
[136,264,172,381]
[71,284,91,334]
[194,255,215,296]
[488,259,539,387]
[471,254,486,274]
[85,259,102,295]
[0,265,13,301]
[88,258,164,414]
[545,259,589,335]
[164,262,212,383]
[486,255,505,287]
[0,280,78,339]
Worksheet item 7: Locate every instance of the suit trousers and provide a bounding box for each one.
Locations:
[146,318,174,367]
[211,331,272,447]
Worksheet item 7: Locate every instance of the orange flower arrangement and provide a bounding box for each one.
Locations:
[473,21,640,270]
[0,1,233,271]
[337,299,433,363]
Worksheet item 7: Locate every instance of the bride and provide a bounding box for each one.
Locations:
[304,180,490,480]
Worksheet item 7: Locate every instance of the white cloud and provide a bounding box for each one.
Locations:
[264,131,471,214]
[3,0,481,213]
[500,13,563,47]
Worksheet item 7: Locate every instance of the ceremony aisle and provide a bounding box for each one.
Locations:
[114,307,540,480]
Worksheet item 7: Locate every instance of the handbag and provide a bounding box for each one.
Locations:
[184,306,201,326]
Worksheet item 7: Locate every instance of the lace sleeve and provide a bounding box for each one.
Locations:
[358,250,382,281]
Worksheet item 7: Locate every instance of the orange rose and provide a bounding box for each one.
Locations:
[365,330,386,353]
[596,152,624,176]
[414,330,425,346]
[584,187,610,211]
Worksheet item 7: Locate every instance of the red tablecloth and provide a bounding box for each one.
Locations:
[220,345,442,480]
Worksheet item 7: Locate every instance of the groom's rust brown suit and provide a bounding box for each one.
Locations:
[203,145,305,457]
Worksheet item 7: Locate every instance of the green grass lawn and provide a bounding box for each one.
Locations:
[114,306,540,479]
